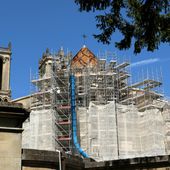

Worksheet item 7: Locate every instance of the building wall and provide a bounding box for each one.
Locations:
[0,131,22,170]
[23,167,55,170]
[12,95,31,109]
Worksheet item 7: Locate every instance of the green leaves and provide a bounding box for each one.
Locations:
[74,0,170,54]
[74,0,111,11]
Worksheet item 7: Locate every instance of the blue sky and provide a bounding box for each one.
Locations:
[0,0,169,99]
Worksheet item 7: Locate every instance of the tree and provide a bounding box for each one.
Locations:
[74,0,170,53]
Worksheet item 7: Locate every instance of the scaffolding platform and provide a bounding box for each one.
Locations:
[131,79,162,89]
[56,120,71,125]
[31,76,51,84]
[114,62,130,70]
[57,136,71,141]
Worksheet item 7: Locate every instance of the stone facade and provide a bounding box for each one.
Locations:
[0,44,29,170]
[0,43,11,102]
[0,102,29,170]
[0,129,22,170]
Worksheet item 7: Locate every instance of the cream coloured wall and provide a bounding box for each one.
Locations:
[0,131,22,170]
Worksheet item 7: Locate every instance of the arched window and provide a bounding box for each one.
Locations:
[0,57,3,90]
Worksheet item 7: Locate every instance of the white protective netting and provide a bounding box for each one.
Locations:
[117,104,166,159]
[162,102,170,154]
[78,101,118,161]
[22,109,57,151]
[78,101,168,161]
[22,101,170,162]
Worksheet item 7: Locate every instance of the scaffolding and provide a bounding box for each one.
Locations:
[125,67,164,111]
[51,66,71,151]
[27,46,165,161]
[30,49,72,152]
[70,48,165,161]
[71,52,131,107]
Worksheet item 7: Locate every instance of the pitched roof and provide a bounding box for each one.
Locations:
[71,46,98,69]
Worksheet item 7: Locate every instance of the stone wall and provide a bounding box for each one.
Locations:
[0,130,22,170]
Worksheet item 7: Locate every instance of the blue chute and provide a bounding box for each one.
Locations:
[70,75,89,158]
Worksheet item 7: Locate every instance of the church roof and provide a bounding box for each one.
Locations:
[71,46,98,69]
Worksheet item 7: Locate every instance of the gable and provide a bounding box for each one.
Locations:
[71,46,98,69]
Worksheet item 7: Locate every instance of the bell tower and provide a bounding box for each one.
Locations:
[0,43,11,102]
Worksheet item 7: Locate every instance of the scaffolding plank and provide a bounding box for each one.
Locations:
[118,74,130,80]
[57,121,71,125]
[120,91,163,104]
[57,105,71,109]
[114,62,130,70]
[31,90,51,95]
[119,86,129,92]
[57,136,71,141]
[143,81,162,90]
[31,76,51,83]
[131,79,162,88]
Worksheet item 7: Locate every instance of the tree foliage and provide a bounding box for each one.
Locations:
[74,0,170,53]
